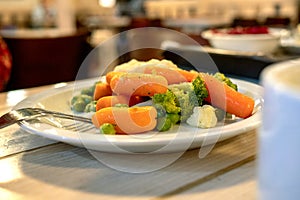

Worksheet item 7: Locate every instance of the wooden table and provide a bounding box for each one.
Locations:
[0,83,258,200]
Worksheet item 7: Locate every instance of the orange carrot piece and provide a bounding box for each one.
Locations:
[92,106,157,134]
[105,71,125,85]
[96,95,129,111]
[174,68,199,82]
[199,73,255,118]
[110,73,168,97]
[143,66,188,84]
[93,82,112,100]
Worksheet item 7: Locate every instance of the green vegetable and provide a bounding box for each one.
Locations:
[192,76,208,106]
[214,107,226,122]
[169,82,199,122]
[167,113,180,124]
[213,72,238,91]
[71,94,93,112]
[84,101,97,112]
[71,99,86,112]
[99,123,116,135]
[156,117,172,132]
[152,90,180,114]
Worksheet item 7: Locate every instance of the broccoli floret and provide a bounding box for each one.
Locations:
[213,72,238,91]
[99,123,116,135]
[152,90,181,131]
[152,90,181,114]
[192,76,208,106]
[169,82,199,122]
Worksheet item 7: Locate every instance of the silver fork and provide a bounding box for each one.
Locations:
[0,107,94,132]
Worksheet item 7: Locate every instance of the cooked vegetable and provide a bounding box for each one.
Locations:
[92,106,157,134]
[105,71,125,85]
[84,100,97,112]
[143,66,188,84]
[99,123,116,135]
[186,105,218,128]
[200,73,254,118]
[93,82,112,100]
[155,112,180,132]
[175,68,199,82]
[168,83,199,122]
[156,117,173,132]
[71,94,93,112]
[192,76,209,106]
[213,72,238,91]
[110,73,168,97]
[152,90,180,114]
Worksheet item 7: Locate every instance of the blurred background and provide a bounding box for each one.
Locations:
[0,0,299,91]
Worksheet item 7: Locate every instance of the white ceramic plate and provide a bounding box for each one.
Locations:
[14,78,263,154]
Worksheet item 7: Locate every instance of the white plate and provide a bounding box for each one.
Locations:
[14,78,263,154]
[201,28,280,53]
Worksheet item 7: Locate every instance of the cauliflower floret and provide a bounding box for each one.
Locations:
[186,105,217,128]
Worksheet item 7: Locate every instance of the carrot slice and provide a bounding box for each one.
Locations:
[105,71,125,85]
[93,82,113,100]
[92,106,157,134]
[199,73,255,118]
[110,73,168,97]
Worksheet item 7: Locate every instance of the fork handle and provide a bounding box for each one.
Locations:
[0,116,18,129]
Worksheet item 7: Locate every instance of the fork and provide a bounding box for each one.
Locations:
[0,107,94,131]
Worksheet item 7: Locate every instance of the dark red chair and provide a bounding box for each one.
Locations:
[2,30,91,91]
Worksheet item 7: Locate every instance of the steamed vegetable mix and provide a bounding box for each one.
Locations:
[71,59,255,135]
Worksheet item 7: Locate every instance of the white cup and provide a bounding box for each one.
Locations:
[258,59,300,200]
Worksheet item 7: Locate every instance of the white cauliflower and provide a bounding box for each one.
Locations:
[186,105,218,128]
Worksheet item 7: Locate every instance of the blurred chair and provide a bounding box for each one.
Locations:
[2,30,91,91]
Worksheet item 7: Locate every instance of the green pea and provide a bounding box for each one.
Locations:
[71,95,81,105]
[99,123,116,135]
[84,101,97,112]
[156,117,172,132]
[72,100,86,112]
[215,108,226,122]
[80,94,93,104]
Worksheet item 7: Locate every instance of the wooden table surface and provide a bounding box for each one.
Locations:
[0,82,258,200]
